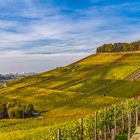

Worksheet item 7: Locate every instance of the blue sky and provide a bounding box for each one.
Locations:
[0,0,140,73]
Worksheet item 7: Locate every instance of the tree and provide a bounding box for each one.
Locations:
[96,41,140,53]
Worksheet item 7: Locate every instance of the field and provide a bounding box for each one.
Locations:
[0,52,139,139]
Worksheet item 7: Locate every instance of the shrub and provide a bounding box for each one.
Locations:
[8,106,23,119]
[0,100,35,119]
[24,103,34,117]
[0,104,8,118]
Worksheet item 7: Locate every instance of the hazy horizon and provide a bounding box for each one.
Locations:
[0,53,90,74]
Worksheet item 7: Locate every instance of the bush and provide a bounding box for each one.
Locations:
[24,103,34,117]
[8,106,23,119]
[0,104,8,118]
[0,100,35,119]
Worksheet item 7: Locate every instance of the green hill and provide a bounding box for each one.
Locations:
[0,52,139,139]
[0,52,139,119]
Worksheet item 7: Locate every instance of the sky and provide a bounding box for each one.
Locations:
[0,0,140,73]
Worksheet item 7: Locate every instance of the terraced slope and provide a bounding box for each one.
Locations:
[0,52,139,140]
[0,52,140,119]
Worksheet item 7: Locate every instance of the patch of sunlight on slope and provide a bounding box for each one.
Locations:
[66,83,84,91]
[105,65,140,79]
[104,54,140,79]
[43,81,67,89]
[78,53,123,66]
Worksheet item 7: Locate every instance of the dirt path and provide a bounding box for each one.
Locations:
[130,127,140,140]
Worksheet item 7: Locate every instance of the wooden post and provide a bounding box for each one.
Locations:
[80,118,84,140]
[114,104,117,136]
[22,110,24,118]
[126,99,128,131]
[126,100,129,109]
[94,112,97,140]
[136,106,138,128]
[126,99,130,140]
[128,113,131,140]
[122,102,125,131]
[104,107,107,140]
[111,129,115,140]
[57,129,61,140]
[137,96,140,101]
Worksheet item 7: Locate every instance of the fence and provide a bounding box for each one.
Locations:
[0,98,139,140]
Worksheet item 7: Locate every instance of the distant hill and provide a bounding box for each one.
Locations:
[0,52,139,119]
[96,41,140,53]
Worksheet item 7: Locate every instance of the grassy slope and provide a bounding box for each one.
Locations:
[0,53,140,118]
[0,52,139,139]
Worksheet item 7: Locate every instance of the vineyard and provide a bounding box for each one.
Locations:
[0,98,139,140]
[47,98,139,140]
[0,53,139,139]
[125,68,140,80]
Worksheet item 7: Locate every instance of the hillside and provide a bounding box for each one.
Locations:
[0,52,139,119]
[0,52,139,139]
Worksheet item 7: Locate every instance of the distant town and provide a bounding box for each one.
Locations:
[0,72,36,81]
